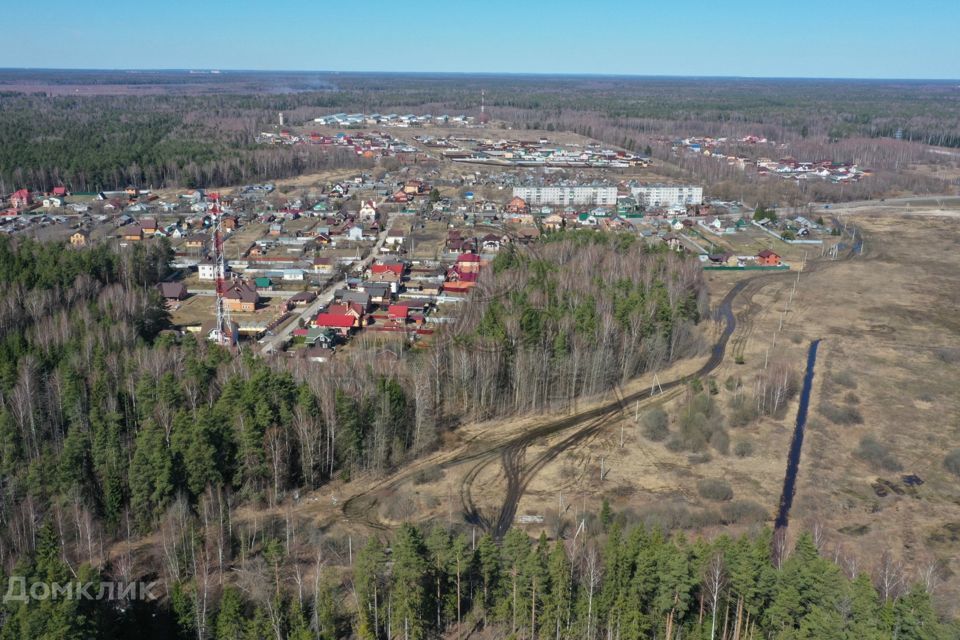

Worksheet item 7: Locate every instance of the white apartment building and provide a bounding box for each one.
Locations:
[631,185,703,208]
[512,186,618,206]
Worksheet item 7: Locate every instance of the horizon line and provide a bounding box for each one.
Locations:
[1,67,959,83]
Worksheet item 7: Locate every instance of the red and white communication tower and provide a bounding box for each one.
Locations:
[209,198,237,347]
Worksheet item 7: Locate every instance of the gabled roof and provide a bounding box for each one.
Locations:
[224,281,259,303]
[757,249,779,258]
[388,305,409,319]
[371,263,404,276]
[158,282,187,299]
[314,313,356,328]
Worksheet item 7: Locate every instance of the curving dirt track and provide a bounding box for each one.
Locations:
[343,224,868,536]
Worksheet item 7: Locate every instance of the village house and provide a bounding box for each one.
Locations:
[706,253,740,267]
[224,280,260,312]
[757,249,781,266]
[402,179,427,196]
[662,234,684,252]
[288,291,317,307]
[140,218,158,235]
[387,304,410,325]
[122,226,144,242]
[335,289,372,311]
[69,230,91,247]
[385,227,407,247]
[312,313,355,337]
[198,259,218,281]
[505,196,529,215]
[542,213,565,231]
[357,282,391,304]
[158,282,188,301]
[358,200,378,223]
[10,189,32,209]
[313,257,335,274]
[185,233,207,250]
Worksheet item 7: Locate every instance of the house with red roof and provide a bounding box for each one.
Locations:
[10,189,32,209]
[387,304,410,324]
[505,196,529,214]
[370,262,405,277]
[757,249,781,266]
[455,253,483,273]
[312,313,355,337]
[313,301,364,336]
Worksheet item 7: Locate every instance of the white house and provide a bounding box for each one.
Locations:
[198,260,218,281]
[359,200,378,223]
[281,269,305,281]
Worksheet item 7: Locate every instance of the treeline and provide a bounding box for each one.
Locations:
[0,94,371,193]
[5,75,960,196]
[4,516,956,639]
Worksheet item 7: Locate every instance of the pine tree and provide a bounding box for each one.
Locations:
[476,533,500,626]
[390,524,430,640]
[215,586,246,640]
[354,537,386,640]
[542,540,573,640]
[128,420,174,531]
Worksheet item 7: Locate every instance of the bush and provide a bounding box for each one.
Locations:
[666,437,686,453]
[678,411,709,452]
[721,500,769,524]
[724,376,741,392]
[944,449,960,478]
[710,429,730,455]
[854,435,902,472]
[820,403,863,425]
[412,466,445,485]
[642,408,670,442]
[832,370,857,389]
[935,348,960,364]
[688,452,712,465]
[698,478,734,501]
[729,395,758,427]
[380,495,417,521]
[734,440,754,458]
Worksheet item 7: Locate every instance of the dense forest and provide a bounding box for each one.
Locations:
[2,73,960,198]
[4,516,956,639]
[0,93,371,194]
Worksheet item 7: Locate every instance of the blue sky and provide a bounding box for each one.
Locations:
[6,0,959,79]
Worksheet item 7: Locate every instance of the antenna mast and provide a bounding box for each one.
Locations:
[211,197,235,347]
